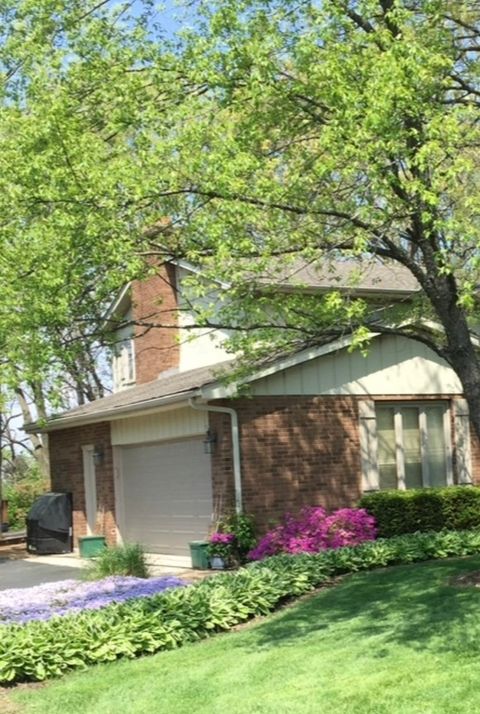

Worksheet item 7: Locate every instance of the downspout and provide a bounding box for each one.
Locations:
[188,398,243,514]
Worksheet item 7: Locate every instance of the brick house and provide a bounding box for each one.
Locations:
[30,260,479,566]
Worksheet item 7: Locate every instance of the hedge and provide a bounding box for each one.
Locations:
[2,529,480,683]
[359,486,480,538]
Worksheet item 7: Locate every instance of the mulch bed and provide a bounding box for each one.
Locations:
[0,544,28,561]
[450,571,480,588]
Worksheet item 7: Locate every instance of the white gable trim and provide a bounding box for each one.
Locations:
[104,282,132,323]
[200,333,372,400]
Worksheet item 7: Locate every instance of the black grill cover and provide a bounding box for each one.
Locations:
[26,492,73,555]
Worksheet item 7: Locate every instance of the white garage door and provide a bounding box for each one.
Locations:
[120,438,213,557]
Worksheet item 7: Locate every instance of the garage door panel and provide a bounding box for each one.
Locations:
[121,439,213,556]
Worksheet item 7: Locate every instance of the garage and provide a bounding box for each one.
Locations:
[119,437,213,558]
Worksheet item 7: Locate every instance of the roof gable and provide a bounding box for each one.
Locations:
[28,327,462,433]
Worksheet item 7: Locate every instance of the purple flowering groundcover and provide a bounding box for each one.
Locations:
[0,575,187,625]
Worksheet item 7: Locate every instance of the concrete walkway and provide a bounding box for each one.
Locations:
[0,548,203,591]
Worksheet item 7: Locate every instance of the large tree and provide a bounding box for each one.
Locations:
[4,1,480,437]
[0,0,150,414]
[158,0,480,438]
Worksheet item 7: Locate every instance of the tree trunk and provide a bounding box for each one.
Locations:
[425,275,480,441]
[15,388,50,480]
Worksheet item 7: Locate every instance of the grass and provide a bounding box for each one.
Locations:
[8,555,480,714]
[82,543,150,580]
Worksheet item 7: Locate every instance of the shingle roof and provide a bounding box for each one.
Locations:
[32,258,420,433]
[257,258,419,294]
[32,362,228,431]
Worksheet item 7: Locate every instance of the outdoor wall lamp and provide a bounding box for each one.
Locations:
[93,446,104,467]
[203,429,217,455]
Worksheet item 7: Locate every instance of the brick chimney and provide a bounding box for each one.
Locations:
[131,262,179,383]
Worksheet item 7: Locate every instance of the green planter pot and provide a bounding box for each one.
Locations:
[79,535,107,558]
[189,540,210,569]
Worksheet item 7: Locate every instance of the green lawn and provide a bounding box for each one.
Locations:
[8,555,480,714]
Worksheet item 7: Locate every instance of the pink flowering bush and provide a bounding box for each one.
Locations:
[206,531,236,562]
[247,506,377,560]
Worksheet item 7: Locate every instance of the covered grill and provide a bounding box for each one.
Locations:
[26,492,73,555]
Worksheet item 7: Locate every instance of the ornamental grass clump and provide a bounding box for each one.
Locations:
[248,506,377,560]
[84,542,150,580]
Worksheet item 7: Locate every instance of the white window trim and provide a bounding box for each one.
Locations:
[82,445,98,535]
[359,400,378,491]
[454,398,473,484]
[360,400,455,492]
[394,409,406,490]
[112,337,136,391]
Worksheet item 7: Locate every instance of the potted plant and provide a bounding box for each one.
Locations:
[206,531,236,569]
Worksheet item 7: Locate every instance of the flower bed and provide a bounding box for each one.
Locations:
[0,575,187,625]
[2,529,480,683]
[248,506,376,560]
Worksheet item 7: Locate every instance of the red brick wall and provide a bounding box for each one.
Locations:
[49,423,117,547]
[210,396,362,533]
[132,263,179,383]
[210,395,480,535]
[47,394,480,551]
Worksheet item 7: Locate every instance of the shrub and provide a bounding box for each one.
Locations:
[221,513,257,562]
[83,543,150,580]
[359,486,480,538]
[1,529,480,683]
[248,506,377,560]
[208,513,257,565]
[3,467,48,531]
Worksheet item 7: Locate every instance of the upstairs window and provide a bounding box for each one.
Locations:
[113,338,135,390]
[112,318,135,391]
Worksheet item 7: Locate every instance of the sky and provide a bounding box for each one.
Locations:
[135,0,199,37]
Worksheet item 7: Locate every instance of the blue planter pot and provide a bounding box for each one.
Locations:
[210,556,226,570]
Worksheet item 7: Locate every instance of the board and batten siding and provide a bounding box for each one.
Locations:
[111,407,208,446]
[250,335,463,396]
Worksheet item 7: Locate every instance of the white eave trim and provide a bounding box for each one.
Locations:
[169,256,231,290]
[26,389,200,434]
[29,318,466,434]
[272,284,420,297]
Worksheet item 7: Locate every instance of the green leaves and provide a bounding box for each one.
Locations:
[0,0,163,396]
[2,527,480,684]
[2,0,480,410]
[359,486,480,539]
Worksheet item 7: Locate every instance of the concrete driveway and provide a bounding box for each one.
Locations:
[0,553,84,591]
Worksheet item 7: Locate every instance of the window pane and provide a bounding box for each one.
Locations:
[402,409,423,489]
[126,339,135,381]
[425,407,447,487]
[377,407,397,490]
